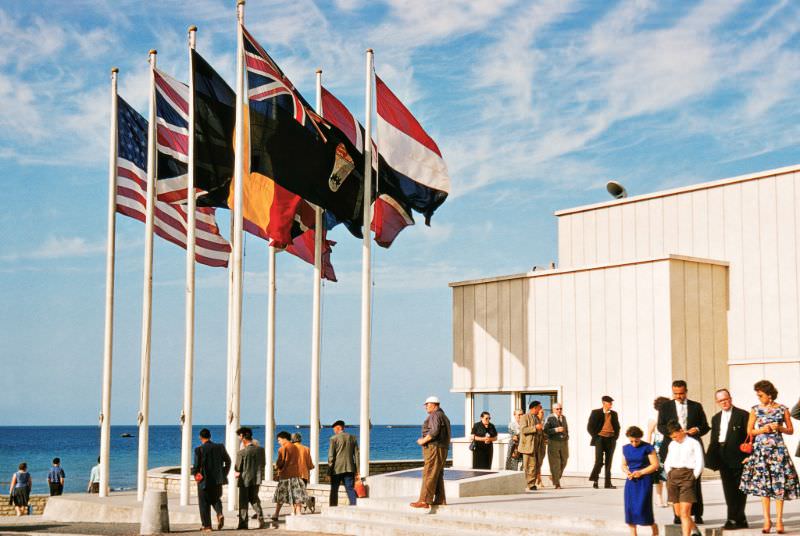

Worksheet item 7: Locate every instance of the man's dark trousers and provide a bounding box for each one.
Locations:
[720,464,746,524]
[329,472,356,506]
[589,436,615,485]
[48,483,63,496]
[197,483,223,529]
[238,484,264,526]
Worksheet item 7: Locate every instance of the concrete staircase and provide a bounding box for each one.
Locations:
[285,497,631,535]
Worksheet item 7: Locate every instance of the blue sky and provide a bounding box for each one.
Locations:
[2,0,799,427]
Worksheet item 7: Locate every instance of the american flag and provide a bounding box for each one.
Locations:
[242,25,312,127]
[116,95,231,268]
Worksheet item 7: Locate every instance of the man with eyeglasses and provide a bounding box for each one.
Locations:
[705,388,750,530]
[544,403,569,489]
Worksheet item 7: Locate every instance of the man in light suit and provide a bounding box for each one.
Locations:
[657,380,710,525]
[544,402,569,489]
[192,428,231,532]
[705,389,749,530]
[519,400,546,490]
[234,426,266,529]
[587,395,620,489]
[328,420,359,506]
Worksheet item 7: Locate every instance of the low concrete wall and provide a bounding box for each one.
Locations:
[147,460,452,503]
[0,494,48,516]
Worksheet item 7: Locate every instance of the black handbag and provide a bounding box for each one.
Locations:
[468,441,477,451]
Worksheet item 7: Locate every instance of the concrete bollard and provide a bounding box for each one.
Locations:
[140,490,170,535]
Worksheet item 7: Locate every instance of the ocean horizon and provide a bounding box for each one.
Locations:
[0,424,479,494]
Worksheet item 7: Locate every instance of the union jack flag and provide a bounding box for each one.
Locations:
[242,25,313,128]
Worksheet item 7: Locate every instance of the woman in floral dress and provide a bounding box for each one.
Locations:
[739,380,800,534]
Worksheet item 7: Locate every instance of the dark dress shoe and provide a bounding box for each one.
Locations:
[604,484,617,489]
[694,516,703,525]
[723,520,738,530]
[673,516,682,525]
[592,482,599,489]
[738,521,749,529]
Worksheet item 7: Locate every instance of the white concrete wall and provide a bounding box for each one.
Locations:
[556,166,800,456]
[451,257,730,474]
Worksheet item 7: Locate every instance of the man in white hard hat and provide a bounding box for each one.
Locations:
[411,396,451,508]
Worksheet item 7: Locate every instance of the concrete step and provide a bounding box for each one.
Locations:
[286,514,497,536]
[354,497,628,532]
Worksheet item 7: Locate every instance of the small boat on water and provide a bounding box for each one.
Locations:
[120,433,133,438]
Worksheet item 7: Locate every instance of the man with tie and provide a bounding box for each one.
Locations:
[586,395,620,489]
[657,380,710,525]
[544,403,569,489]
[705,389,749,530]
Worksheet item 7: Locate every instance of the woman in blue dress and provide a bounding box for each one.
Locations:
[622,426,660,536]
[739,380,799,534]
[8,462,32,516]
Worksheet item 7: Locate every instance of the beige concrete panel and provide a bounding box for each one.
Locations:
[608,207,623,262]
[526,279,538,387]
[453,286,465,389]
[596,209,610,265]
[711,266,730,393]
[649,198,665,258]
[706,187,726,261]
[723,183,745,359]
[663,196,679,256]
[589,269,606,402]
[474,284,487,387]
[499,280,511,388]
[574,271,592,457]
[583,210,598,265]
[677,194,694,255]
[533,277,550,385]
[558,216,572,268]
[635,262,657,406]
[547,275,564,385]
[570,213,585,267]
[669,260,688,381]
[691,190,710,259]
[622,203,637,261]
[508,278,525,383]
[485,282,501,388]
[682,262,703,389]
[635,202,651,259]
[697,262,717,413]
[654,263,675,395]
[604,267,623,398]
[740,179,764,358]
[560,273,578,408]
[776,173,799,356]
[758,177,781,357]
[463,285,475,389]
[619,264,639,410]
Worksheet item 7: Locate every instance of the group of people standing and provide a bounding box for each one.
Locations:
[7,458,69,516]
[617,379,800,536]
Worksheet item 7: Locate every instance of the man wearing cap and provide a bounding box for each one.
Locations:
[587,395,620,489]
[328,420,359,506]
[411,396,451,508]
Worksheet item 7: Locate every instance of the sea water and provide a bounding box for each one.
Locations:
[0,424,478,494]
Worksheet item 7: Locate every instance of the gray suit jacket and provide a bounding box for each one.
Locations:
[235,443,266,487]
[792,399,800,457]
[328,432,359,475]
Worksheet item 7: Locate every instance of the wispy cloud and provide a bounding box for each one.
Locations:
[1,236,106,262]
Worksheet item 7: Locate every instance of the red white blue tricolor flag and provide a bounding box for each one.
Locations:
[375,75,449,226]
[115,95,231,267]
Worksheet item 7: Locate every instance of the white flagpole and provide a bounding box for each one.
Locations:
[265,244,276,481]
[309,69,324,485]
[179,25,198,508]
[100,66,119,499]
[137,49,158,502]
[359,49,374,478]
[226,0,246,512]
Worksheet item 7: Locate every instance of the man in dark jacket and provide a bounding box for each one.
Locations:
[706,389,749,530]
[544,403,569,489]
[657,380,710,524]
[586,395,620,489]
[192,428,231,532]
[235,427,266,529]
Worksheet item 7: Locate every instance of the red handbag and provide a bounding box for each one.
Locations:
[354,478,368,498]
[739,434,753,454]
